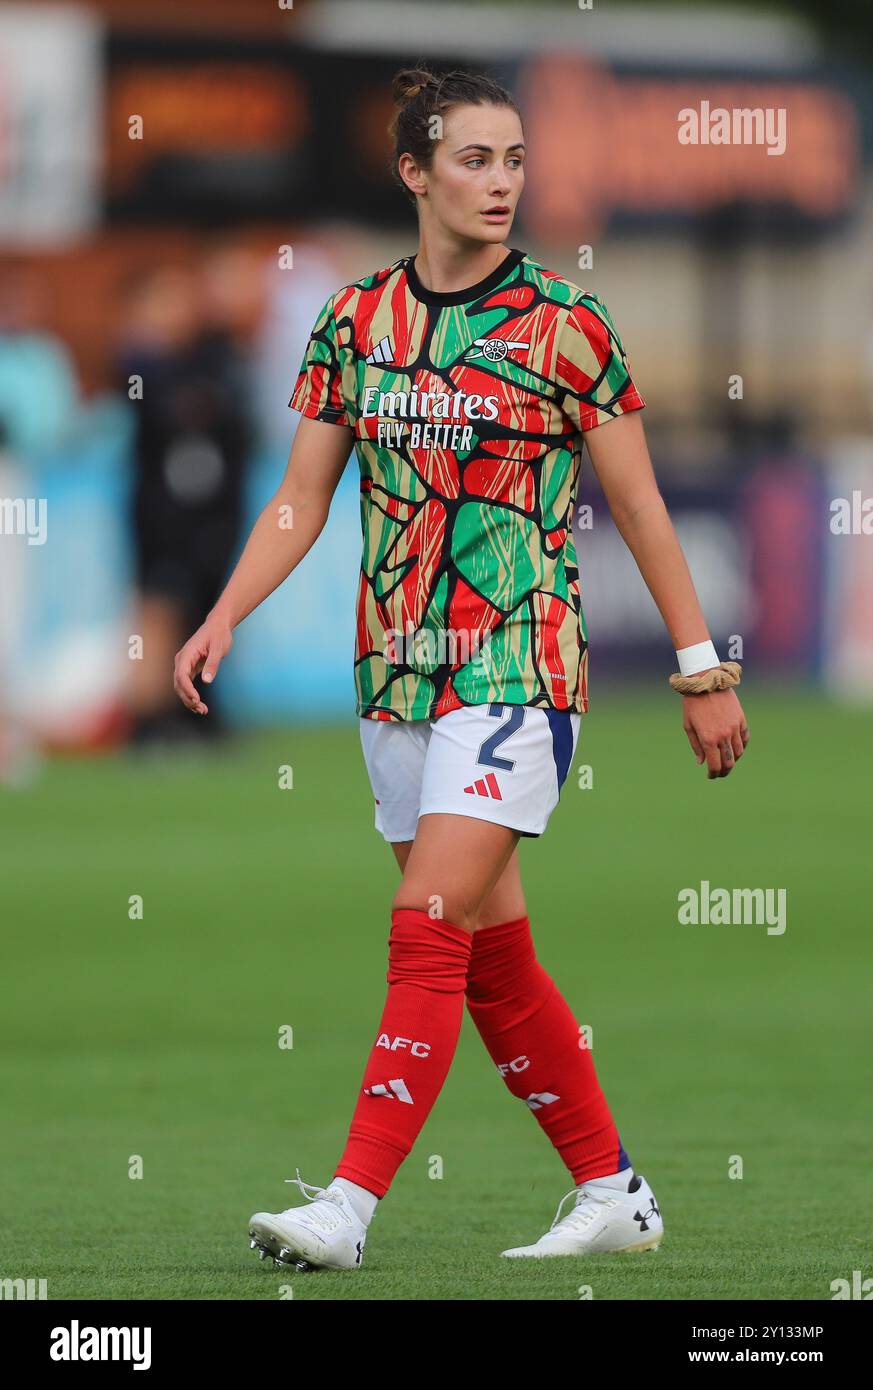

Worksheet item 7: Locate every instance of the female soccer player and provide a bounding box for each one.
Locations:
[174,67,750,1271]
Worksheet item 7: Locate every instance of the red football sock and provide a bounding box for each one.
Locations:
[465,914,630,1183]
[334,907,472,1198]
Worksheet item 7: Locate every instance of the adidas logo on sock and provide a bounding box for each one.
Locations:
[524,1091,560,1111]
[364,1078,413,1104]
[365,335,394,365]
[463,773,502,800]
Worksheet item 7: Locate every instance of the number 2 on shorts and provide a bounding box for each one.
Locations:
[477,702,525,771]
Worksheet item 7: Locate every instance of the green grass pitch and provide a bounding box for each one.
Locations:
[1,687,870,1300]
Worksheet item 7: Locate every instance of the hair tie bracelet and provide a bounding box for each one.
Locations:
[669,661,742,695]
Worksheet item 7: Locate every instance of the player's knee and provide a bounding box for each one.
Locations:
[391,886,477,934]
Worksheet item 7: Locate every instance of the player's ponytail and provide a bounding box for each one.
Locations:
[388,64,522,201]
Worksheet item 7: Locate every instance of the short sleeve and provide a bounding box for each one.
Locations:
[289,294,352,427]
[554,294,645,433]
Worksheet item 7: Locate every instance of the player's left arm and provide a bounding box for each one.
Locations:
[583,409,750,779]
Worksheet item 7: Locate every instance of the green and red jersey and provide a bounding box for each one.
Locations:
[290,246,645,721]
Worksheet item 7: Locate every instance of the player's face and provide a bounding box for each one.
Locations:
[424,103,525,245]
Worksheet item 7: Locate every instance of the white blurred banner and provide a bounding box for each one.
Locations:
[0,3,102,245]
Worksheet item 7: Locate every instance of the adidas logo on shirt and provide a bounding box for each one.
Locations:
[365,335,394,365]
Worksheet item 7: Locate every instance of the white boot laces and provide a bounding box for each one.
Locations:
[548,1184,615,1238]
[280,1168,353,1231]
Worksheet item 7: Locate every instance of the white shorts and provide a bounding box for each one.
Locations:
[359,702,582,842]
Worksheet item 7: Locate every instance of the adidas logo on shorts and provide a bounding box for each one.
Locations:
[463,772,502,801]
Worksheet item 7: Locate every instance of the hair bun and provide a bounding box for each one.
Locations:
[392,67,436,106]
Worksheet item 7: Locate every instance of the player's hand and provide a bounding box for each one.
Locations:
[682,683,749,779]
[173,618,233,715]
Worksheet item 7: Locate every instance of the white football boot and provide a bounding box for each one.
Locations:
[248,1170,367,1272]
[502,1170,663,1258]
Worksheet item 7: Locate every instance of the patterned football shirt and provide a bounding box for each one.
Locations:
[290,246,645,721]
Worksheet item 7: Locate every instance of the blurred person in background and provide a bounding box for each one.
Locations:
[0,268,79,784]
[173,66,750,1273]
[0,267,80,459]
[119,244,258,748]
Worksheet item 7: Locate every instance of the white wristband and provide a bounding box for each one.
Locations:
[676,640,719,677]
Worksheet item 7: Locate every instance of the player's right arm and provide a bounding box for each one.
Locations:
[173,414,353,714]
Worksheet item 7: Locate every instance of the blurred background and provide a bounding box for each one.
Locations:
[2,0,872,1303]
[1,0,871,770]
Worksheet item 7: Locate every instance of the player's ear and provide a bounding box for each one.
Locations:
[398,152,426,198]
